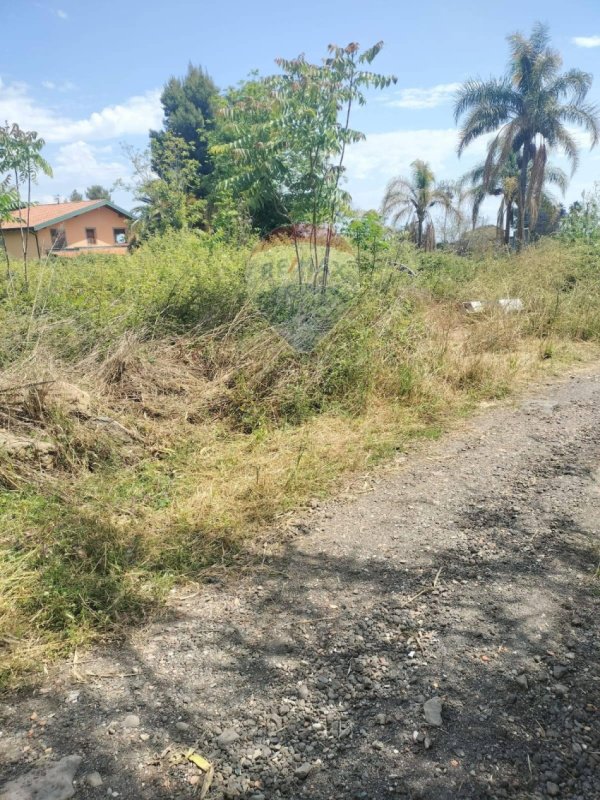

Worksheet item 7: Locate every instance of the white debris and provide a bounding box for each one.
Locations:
[498,298,524,312]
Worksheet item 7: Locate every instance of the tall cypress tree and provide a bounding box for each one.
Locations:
[150,64,219,198]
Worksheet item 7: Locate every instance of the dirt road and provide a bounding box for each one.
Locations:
[1,368,599,800]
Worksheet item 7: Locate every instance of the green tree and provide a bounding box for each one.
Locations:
[150,64,218,197]
[212,42,395,289]
[559,184,600,244]
[69,189,83,201]
[210,75,292,236]
[381,160,458,250]
[462,151,567,244]
[123,134,205,245]
[455,22,599,245]
[0,175,18,272]
[344,211,389,274]
[86,184,112,201]
[0,123,52,282]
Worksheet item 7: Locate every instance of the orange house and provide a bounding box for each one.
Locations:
[0,200,133,259]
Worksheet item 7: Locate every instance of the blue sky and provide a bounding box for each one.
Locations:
[2,0,600,219]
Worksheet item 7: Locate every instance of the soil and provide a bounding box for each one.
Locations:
[1,367,599,800]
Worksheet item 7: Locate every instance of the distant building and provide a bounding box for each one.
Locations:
[0,200,133,258]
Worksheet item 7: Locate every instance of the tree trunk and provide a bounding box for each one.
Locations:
[504,200,512,246]
[417,215,423,248]
[0,229,10,277]
[517,142,530,246]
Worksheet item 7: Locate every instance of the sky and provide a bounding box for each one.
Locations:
[1,0,600,221]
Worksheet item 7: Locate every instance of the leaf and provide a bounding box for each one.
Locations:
[186,751,212,772]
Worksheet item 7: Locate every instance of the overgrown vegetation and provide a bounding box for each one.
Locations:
[1,23,600,689]
[1,231,599,687]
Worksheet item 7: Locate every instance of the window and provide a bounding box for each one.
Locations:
[50,228,66,249]
[113,228,127,245]
[85,228,97,245]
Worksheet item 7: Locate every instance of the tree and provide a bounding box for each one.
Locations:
[0,175,18,273]
[86,184,112,201]
[344,211,389,274]
[122,134,205,245]
[0,123,52,283]
[212,43,395,289]
[69,189,83,202]
[381,160,458,250]
[559,184,600,244]
[150,64,218,198]
[210,75,292,236]
[455,22,599,245]
[462,151,567,244]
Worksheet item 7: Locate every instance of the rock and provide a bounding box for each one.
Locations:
[123,714,140,728]
[297,683,309,700]
[85,772,103,788]
[546,781,560,796]
[553,665,567,679]
[175,721,190,731]
[91,416,138,442]
[423,697,443,727]
[216,728,239,747]
[0,430,55,465]
[554,684,568,697]
[0,754,82,800]
[515,674,529,690]
[1,381,90,419]
[294,763,313,780]
[41,382,91,417]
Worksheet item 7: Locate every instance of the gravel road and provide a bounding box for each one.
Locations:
[1,367,599,800]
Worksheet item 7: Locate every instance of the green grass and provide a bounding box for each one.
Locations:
[1,232,599,687]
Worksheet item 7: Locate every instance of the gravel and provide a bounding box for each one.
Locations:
[1,367,599,799]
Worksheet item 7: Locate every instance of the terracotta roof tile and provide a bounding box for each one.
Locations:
[1,200,126,230]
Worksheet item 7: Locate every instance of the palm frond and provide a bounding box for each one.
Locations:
[556,103,600,146]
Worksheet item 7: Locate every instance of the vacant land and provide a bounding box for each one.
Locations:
[0,365,598,799]
[0,234,599,686]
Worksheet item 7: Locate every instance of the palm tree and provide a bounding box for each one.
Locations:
[462,151,568,244]
[381,159,458,250]
[455,22,599,245]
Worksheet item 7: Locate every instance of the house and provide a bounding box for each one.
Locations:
[0,200,133,259]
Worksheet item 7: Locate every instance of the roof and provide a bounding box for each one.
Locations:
[1,200,133,231]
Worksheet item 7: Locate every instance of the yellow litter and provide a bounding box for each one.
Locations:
[184,749,214,797]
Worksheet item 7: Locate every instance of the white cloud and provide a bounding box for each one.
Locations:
[572,35,600,48]
[344,125,599,212]
[0,78,162,142]
[56,9,68,19]
[32,141,131,203]
[41,80,75,92]
[53,141,126,181]
[383,83,462,110]
[344,128,493,210]
[346,128,485,181]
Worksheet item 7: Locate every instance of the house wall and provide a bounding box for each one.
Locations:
[1,230,45,261]
[1,206,130,260]
[59,206,130,251]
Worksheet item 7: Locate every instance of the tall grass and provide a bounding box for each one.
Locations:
[0,233,599,687]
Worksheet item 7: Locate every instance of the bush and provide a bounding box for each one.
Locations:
[0,230,249,363]
[1,233,600,686]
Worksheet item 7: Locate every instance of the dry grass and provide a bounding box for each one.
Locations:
[1,235,599,687]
